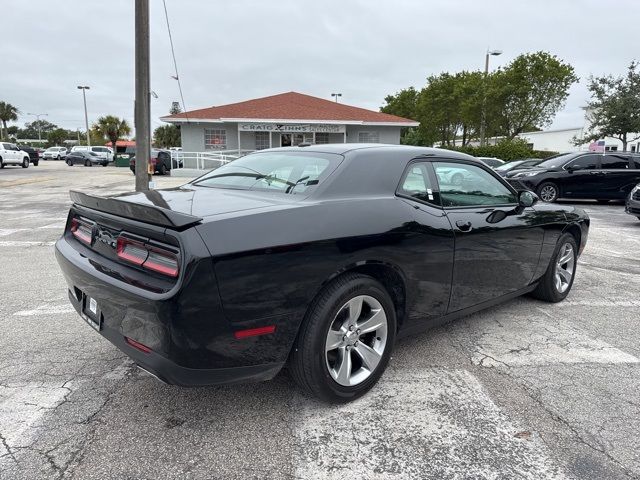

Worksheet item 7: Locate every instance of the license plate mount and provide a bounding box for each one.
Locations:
[81,293,103,331]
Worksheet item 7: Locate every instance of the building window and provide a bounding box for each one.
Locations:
[255,131,270,150]
[315,133,329,144]
[204,128,226,150]
[358,131,379,143]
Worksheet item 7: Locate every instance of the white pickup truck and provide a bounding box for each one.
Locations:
[0,142,31,168]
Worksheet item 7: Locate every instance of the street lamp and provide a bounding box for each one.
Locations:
[77,86,91,147]
[331,93,342,103]
[26,113,48,143]
[479,49,502,147]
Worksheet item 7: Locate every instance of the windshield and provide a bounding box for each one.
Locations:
[495,161,523,171]
[192,151,342,194]
[536,153,577,169]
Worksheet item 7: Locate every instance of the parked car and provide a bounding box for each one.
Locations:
[625,183,640,221]
[43,147,68,160]
[476,157,505,168]
[71,146,114,162]
[66,150,109,167]
[55,144,589,403]
[507,152,640,203]
[0,142,31,168]
[494,159,542,177]
[129,149,172,175]
[16,144,39,166]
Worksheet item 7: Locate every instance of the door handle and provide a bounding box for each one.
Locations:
[456,220,472,232]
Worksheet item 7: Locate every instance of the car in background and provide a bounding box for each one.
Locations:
[66,151,109,167]
[71,146,114,162]
[626,184,640,221]
[476,157,505,168]
[36,148,45,159]
[129,149,172,175]
[43,147,68,160]
[494,158,542,177]
[17,145,39,166]
[0,142,31,168]
[507,152,640,203]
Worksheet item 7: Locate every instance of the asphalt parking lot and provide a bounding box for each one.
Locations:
[1,161,639,480]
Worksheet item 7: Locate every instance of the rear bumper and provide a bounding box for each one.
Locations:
[55,236,289,386]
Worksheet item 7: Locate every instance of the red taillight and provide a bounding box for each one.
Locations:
[117,236,179,278]
[125,336,152,353]
[234,325,276,340]
[70,217,93,245]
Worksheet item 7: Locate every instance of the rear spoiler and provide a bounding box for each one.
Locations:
[69,190,203,230]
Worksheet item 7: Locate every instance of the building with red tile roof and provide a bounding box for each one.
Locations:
[161,92,418,151]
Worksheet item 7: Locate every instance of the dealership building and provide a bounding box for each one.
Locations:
[160,92,418,152]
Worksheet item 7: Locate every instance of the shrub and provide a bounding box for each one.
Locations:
[443,138,558,161]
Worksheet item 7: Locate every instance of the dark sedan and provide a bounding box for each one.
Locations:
[66,151,108,167]
[55,144,589,403]
[494,158,542,177]
[507,152,640,203]
[626,184,640,221]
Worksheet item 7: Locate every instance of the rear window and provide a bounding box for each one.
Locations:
[192,151,342,194]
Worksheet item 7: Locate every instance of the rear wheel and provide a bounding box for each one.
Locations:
[22,157,29,168]
[85,160,92,167]
[33,160,38,166]
[66,159,73,166]
[290,273,396,403]
[531,233,578,303]
[0,158,4,169]
[537,182,559,203]
[159,163,168,175]
[56,155,61,160]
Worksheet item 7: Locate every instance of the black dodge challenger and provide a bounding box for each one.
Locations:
[55,144,589,403]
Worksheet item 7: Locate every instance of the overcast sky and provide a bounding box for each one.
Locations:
[3,0,639,136]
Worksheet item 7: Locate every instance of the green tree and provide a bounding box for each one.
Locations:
[47,128,68,147]
[579,61,640,151]
[0,101,19,140]
[380,87,424,144]
[22,119,58,139]
[91,115,131,153]
[491,52,578,138]
[153,124,181,148]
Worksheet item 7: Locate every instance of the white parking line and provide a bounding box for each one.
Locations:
[0,241,56,247]
[0,229,25,237]
[294,369,567,479]
[14,304,75,316]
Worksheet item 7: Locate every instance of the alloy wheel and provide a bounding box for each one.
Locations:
[540,185,557,202]
[325,295,388,387]
[554,243,575,293]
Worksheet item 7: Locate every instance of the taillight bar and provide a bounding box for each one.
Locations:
[116,235,180,278]
[70,217,94,245]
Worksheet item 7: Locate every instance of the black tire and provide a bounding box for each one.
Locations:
[159,163,168,175]
[0,158,4,169]
[290,273,396,403]
[130,167,135,174]
[531,233,578,303]
[56,155,61,160]
[537,182,559,203]
[85,160,92,167]
[451,173,464,186]
[22,157,29,168]
[67,159,73,166]
[33,160,38,166]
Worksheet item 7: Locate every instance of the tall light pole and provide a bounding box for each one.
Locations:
[134,0,151,192]
[331,93,342,103]
[479,49,502,147]
[77,86,91,146]
[27,113,48,143]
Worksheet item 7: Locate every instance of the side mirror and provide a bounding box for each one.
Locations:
[519,190,538,207]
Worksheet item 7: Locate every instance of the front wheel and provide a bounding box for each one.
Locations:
[56,155,61,160]
[159,163,168,175]
[531,233,578,303]
[22,157,29,168]
[0,159,4,169]
[33,160,38,166]
[85,160,92,167]
[290,273,396,403]
[537,182,559,203]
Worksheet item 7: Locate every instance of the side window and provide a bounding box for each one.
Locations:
[600,155,630,169]
[397,162,438,205]
[565,155,598,170]
[434,162,517,207]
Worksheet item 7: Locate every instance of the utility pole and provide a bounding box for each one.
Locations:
[135,0,151,192]
[479,49,502,147]
[27,113,48,143]
[77,86,91,146]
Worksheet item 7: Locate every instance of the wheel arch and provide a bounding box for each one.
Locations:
[319,260,407,331]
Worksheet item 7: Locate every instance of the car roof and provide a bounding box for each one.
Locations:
[261,143,476,161]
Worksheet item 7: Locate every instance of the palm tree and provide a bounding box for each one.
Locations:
[91,115,131,154]
[0,102,19,140]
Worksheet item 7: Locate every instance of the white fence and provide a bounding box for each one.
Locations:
[170,149,254,172]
